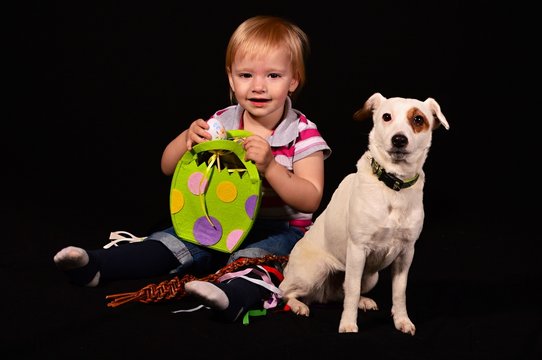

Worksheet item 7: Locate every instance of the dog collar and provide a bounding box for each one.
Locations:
[370,157,419,191]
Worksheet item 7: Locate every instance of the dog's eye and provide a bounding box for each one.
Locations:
[413,115,424,126]
[383,113,392,122]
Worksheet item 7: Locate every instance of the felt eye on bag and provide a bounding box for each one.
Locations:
[170,130,262,253]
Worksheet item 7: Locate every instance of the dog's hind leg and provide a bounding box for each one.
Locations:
[358,296,378,311]
[285,297,311,316]
[358,272,379,311]
[280,259,330,316]
[280,243,339,316]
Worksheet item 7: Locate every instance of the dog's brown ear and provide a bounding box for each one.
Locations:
[353,105,372,121]
[353,92,385,121]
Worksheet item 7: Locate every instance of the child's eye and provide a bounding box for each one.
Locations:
[269,73,280,79]
[239,73,252,78]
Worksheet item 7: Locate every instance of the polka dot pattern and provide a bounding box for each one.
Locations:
[170,189,184,213]
[226,229,244,251]
[216,181,237,203]
[245,195,258,219]
[170,137,261,253]
[193,216,222,246]
[187,172,207,195]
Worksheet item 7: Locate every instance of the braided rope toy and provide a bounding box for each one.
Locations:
[105,254,289,308]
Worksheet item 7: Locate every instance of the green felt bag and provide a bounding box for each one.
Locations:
[170,130,262,253]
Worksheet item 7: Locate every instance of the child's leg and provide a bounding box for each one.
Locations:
[53,240,180,286]
[185,271,271,322]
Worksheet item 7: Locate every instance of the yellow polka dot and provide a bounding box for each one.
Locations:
[216,181,237,203]
[170,189,184,213]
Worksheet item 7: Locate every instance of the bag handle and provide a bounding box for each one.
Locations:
[181,130,260,184]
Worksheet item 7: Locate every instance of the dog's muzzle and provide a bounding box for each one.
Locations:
[389,134,409,161]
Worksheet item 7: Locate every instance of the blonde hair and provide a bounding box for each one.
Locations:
[225,16,310,103]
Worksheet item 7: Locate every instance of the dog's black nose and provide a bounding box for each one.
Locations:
[392,134,408,148]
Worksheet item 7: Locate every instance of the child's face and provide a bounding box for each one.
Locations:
[228,46,299,123]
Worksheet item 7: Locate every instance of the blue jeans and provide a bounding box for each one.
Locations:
[146,219,304,276]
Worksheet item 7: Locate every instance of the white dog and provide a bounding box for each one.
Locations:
[279,93,449,334]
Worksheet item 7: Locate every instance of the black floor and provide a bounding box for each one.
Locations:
[8,2,540,359]
[5,211,541,359]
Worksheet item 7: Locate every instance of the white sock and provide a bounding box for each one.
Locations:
[53,246,100,287]
[185,281,229,310]
[53,246,89,269]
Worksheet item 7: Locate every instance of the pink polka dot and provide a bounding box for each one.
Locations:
[188,172,207,195]
[226,229,244,251]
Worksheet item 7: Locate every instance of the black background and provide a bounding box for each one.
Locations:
[5,1,540,359]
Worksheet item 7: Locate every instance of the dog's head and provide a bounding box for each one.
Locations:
[353,93,449,170]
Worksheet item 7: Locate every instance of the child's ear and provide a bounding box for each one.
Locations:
[289,77,299,93]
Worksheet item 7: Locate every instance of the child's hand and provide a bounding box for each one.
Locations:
[186,119,212,150]
[243,135,274,174]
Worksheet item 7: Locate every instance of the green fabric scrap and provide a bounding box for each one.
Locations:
[242,309,267,325]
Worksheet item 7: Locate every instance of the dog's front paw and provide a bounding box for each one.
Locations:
[394,317,416,336]
[338,321,358,333]
[286,298,310,316]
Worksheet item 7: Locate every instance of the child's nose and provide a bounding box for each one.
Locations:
[251,76,266,93]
